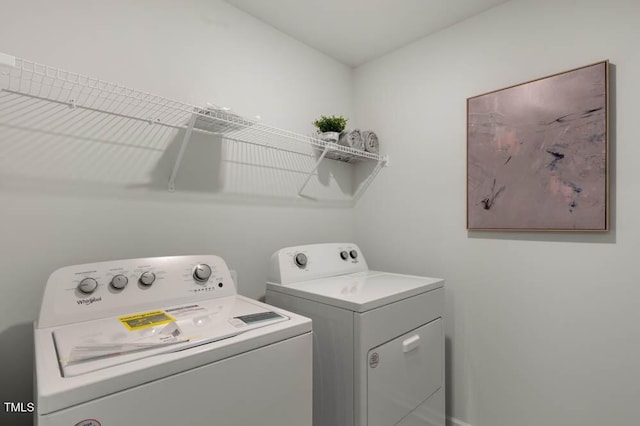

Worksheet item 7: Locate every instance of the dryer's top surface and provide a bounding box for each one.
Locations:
[267,271,443,312]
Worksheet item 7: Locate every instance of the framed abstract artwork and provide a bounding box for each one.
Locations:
[467,61,609,231]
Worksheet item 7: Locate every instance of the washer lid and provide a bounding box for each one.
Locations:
[267,271,443,312]
[53,296,289,377]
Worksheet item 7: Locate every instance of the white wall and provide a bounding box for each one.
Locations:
[0,1,355,424]
[353,0,640,425]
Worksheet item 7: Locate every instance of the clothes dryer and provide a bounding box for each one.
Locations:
[266,243,445,426]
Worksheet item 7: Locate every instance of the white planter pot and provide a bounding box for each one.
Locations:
[320,131,340,143]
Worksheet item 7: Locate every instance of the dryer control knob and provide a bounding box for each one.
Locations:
[340,251,349,260]
[294,253,308,268]
[349,250,358,259]
[110,274,128,290]
[78,277,98,294]
[139,271,156,286]
[193,264,212,282]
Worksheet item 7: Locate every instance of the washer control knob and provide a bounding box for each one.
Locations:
[349,250,358,259]
[139,271,156,286]
[340,251,349,260]
[193,264,212,282]
[78,277,98,294]
[110,274,128,290]
[294,253,308,268]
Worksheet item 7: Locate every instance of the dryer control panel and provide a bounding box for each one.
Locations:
[37,255,237,328]
[268,243,368,285]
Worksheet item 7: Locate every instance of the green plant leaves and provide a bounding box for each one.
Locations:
[313,115,348,133]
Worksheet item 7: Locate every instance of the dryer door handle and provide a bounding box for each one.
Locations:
[402,334,421,353]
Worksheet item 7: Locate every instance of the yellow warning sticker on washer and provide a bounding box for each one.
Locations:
[118,310,175,331]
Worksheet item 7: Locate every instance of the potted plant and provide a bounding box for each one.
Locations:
[313,115,348,143]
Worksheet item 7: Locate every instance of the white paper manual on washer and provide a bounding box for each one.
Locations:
[54,300,288,376]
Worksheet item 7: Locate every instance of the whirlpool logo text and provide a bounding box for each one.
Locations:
[77,297,102,305]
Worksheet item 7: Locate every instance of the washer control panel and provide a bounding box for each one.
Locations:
[37,255,236,328]
[268,243,368,285]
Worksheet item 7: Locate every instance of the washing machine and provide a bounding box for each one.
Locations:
[266,243,445,426]
[34,255,312,426]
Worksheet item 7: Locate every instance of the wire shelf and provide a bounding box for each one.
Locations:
[0,53,387,197]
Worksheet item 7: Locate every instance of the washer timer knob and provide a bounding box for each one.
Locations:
[110,274,128,290]
[78,277,98,294]
[294,253,308,268]
[139,271,156,286]
[193,264,212,282]
[350,250,358,259]
[340,251,349,260]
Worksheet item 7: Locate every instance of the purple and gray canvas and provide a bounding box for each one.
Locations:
[467,62,607,230]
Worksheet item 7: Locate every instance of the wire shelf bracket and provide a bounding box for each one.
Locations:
[297,142,332,197]
[167,112,198,192]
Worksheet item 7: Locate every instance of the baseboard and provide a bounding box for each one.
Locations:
[447,416,473,426]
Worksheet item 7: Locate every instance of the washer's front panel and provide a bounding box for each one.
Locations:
[37,333,312,426]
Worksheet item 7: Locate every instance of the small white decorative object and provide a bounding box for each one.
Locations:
[320,131,340,143]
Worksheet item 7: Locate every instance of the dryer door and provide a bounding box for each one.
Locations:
[367,318,443,426]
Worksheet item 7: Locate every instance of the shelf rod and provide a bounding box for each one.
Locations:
[1,89,184,129]
[168,112,198,192]
[297,142,332,197]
